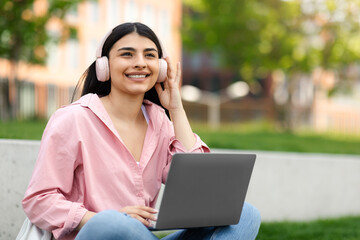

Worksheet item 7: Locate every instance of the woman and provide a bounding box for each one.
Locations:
[22,22,261,240]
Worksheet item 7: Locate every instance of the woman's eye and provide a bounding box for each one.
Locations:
[146,53,156,58]
[120,52,132,57]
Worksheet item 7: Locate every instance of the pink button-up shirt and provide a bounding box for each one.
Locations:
[22,93,210,240]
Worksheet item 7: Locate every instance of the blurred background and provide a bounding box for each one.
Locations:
[1,1,360,239]
[1,0,359,135]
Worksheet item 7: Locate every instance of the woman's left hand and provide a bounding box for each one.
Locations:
[155,57,183,111]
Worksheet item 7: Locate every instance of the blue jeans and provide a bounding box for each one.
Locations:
[75,202,261,240]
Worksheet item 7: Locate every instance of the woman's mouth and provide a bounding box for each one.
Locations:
[125,74,151,79]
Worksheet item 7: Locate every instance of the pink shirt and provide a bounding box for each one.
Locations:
[22,93,210,240]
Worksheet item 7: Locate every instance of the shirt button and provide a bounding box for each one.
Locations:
[137,192,143,197]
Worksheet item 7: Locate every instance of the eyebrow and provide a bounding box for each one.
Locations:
[117,47,158,52]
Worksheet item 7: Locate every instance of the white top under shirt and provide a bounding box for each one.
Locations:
[141,104,150,125]
[137,104,149,165]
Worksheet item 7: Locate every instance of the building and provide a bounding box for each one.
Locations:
[0,0,182,119]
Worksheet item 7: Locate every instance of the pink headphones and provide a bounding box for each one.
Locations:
[95,29,168,83]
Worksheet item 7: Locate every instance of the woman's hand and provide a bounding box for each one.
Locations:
[155,57,183,112]
[155,57,196,150]
[119,205,158,227]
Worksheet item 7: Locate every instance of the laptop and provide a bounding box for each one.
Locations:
[149,152,256,230]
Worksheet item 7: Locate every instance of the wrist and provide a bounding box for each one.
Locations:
[76,211,96,231]
[169,107,186,118]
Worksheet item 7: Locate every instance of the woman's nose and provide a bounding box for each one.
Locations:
[134,55,146,69]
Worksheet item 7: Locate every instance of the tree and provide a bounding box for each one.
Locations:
[182,0,360,82]
[0,0,85,119]
[182,0,360,129]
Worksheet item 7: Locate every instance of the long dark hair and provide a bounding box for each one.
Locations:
[72,22,168,117]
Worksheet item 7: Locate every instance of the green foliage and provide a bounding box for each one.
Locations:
[182,0,360,79]
[0,0,84,64]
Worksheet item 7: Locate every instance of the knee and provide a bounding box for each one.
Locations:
[225,203,260,240]
[76,210,146,240]
[240,202,261,229]
[95,209,143,229]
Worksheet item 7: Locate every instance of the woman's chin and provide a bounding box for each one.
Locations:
[126,85,155,96]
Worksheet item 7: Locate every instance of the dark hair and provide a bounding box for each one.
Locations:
[72,22,168,116]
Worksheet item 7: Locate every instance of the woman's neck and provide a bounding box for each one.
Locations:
[100,91,144,123]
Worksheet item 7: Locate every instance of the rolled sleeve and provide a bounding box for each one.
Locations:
[162,133,210,182]
[52,202,88,239]
[168,133,211,154]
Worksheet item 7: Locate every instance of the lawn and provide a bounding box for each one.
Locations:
[0,119,48,140]
[256,216,360,240]
[155,216,360,239]
[192,122,360,155]
[1,120,360,155]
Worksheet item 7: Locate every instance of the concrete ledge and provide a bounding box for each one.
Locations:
[0,139,40,239]
[215,149,360,221]
[1,139,360,238]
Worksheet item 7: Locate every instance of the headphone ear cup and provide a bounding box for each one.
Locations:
[157,58,168,83]
[96,56,110,82]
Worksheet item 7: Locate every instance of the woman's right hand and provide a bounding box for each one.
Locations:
[119,206,158,227]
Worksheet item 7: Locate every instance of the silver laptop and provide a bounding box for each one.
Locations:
[149,152,256,230]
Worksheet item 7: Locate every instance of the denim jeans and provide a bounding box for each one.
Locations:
[75,202,261,240]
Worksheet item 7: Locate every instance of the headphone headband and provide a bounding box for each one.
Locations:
[96,29,112,59]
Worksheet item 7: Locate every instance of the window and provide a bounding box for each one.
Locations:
[86,39,98,66]
[142,4,155,30]
[124,0,138,22]
[46,30,60,69]
[88,1,100,23]
[46,42,59,69]
[66,39,79,69]
[158,9,170,40]
[107,0,120,29]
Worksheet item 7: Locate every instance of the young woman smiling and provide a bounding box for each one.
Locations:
[22,22,261,240]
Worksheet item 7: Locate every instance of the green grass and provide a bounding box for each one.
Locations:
[155,216,360,239]
[192,122,360,155]
[1,120,360,155]
[257,216,360,240]
[0,119,47,140]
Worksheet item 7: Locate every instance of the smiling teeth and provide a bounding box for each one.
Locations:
[127,75,146,78]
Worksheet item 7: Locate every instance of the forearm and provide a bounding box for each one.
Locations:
[76,211,97,231]
[169,107,196,151]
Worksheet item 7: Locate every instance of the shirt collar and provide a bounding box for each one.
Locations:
[75,93,166,132]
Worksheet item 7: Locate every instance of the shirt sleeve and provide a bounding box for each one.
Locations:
[22,108,88,239]
[162,131,211,183]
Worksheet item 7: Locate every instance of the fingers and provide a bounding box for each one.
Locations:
[121,206,157,217]
[164,56,174,80]
[120,206,158,227]
[175,62,181,85]
[155,82,162,93]
[164,57,181,84]
[131,215,151,227]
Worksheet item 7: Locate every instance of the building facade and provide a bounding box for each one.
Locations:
[0,0,182,119]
